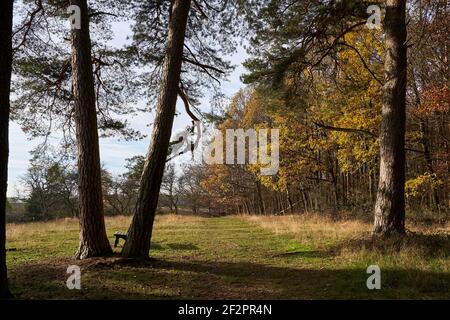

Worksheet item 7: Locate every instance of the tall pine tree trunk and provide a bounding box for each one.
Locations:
[70,0,112,259]
[122,0,192,259]
[373,0,407,235]
[0,0,13,299]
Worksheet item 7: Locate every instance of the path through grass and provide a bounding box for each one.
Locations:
[6,215,450,299]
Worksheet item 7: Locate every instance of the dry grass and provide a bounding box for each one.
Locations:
[7,218,79,242]
[6,214,450,299]
[6,214,202,242]
[241,213,371,248]
[242,213,449,245]
[242,213,450,274]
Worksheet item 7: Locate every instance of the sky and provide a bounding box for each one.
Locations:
[7,20,248,197]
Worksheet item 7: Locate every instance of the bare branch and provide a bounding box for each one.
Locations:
[336,42,383,86]
[89,11,119,18]
[13,0,44,52]
[313,121,378,138]
[193,0,208,19]
[178,87,200,122]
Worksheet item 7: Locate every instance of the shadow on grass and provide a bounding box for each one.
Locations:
[8,258,175,300]
[124,258,450,299]
[166,243,199,250]
[8,231,450,299]
[150,243,199,251]
[271,250,333,259]
[329,232,450,258]
[9,255,450,300]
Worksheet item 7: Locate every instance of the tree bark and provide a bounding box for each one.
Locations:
[0,0,13,299]
[411,69,440,209]
[255,180,265,215]
[286,186,294,214]
[373,0,407,235]
[70,0,112,259]
[122,0,192,259]
[420,119,439,208]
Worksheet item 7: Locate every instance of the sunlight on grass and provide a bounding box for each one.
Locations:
[5,214,450,299]
[243,214,450,279]
[241,214,371,248]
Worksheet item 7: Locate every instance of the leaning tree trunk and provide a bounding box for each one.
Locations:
[373,0,407,236]
[70,0,112,259]
[122,0,191,259]
[0,0,13,299]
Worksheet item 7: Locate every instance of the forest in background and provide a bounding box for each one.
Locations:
[0,0,449,300]
[6,0,449,224]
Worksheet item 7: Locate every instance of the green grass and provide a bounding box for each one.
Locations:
[6,215,450,299]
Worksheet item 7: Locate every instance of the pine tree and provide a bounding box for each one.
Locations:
[373,0,407,235]
[122,0,193,259]
[0,0,14,299]
[69,0,112,259]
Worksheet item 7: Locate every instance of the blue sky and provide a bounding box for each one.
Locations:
[7,21,248,197]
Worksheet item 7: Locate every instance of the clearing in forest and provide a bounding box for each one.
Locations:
[6,215,450,299]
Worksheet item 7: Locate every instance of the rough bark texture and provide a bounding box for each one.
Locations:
[122,0,192,259]
[0,0,13,299]
[70,0,112,259]
[373,0,407,235]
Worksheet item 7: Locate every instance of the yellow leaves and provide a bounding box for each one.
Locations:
[405,173,443,199]
[296,30,385,174]
[204,28,387,194]
[406,130,423,145]
[337,30,384,87]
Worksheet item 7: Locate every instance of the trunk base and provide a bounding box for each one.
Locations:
[121,241,151,260]
[373,220,406,237]
[75,244,113,260]
[0,288,13,300]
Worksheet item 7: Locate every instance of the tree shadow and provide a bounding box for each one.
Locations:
[149,243,199,251]
[328,232,450,258]
[8,258,176,300]
[8,230,450,300]
[271,250,333,259]
[166,243,199,250]
[150,243,163,250]
[9,255,450,299]
[106,257,450,299]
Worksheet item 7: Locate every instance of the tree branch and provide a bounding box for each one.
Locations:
[89,11,119,18]
[178,87,200,122]
[182,44,224,84]
[336,42,383,86]
[13,0,44,52]
[313,121,378,138]
[193,0,208,19]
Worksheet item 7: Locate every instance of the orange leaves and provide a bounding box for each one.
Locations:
[416,85,450,116]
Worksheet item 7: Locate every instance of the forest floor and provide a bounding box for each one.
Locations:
[5,214,450,299]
